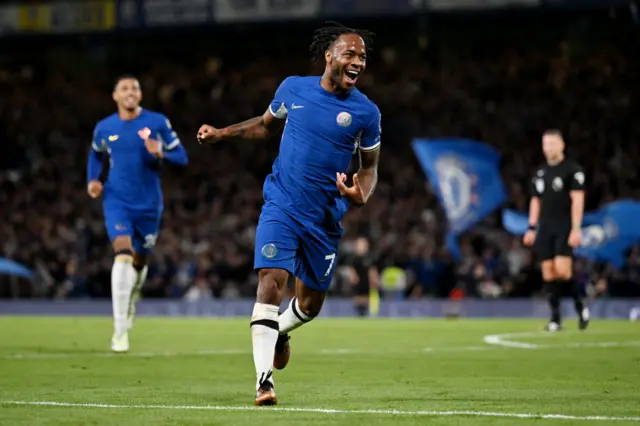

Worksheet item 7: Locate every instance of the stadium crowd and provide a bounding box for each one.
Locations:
[1,12,639,300]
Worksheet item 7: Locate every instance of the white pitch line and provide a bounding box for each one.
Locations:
[7,347,489,359]
[483,331,640,350]
[3,349,247,360]
[6,346,499,360]
[2,400,640,422]
[562,341,640,349]
[483,332,540,349]
[6,339,640,360]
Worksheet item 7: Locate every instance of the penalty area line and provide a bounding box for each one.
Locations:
[1,400,640,422]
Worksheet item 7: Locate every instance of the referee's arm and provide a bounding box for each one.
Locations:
[523,176,541,246]
[528,195,540,229]
[528,175,541,229]
[569,168,586,231]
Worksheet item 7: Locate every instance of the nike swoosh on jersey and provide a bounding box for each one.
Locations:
[108,135,119,141]
[291,104,304,109]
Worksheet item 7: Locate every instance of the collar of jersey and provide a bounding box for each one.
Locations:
[316,76,353,99]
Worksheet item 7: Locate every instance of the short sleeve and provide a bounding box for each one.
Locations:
[268,77,296,119]
[92,125,107,152]
[359,105,381,152]
[570,164,586,191]
[530,170,543,197]
[157,115,181,150]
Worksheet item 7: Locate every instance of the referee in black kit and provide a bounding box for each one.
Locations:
[523,129,590,332]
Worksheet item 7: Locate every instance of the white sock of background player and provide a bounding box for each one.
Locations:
[111,251,137,337]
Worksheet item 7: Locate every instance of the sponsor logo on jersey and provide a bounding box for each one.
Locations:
[108,135,119,142]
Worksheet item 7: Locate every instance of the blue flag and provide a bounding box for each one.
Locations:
[412,138,508,258]
[0,257,33,278]
[502,200,640,267]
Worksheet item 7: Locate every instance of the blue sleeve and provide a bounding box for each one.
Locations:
[359,104,381,152]
[87,125,106,183]
[156,115,188,166]
[162,143,188,166]
[157,115,181,150]
[268,76,296,119]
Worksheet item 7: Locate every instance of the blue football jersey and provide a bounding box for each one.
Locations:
[88,109,185,211]
[265,76,381,228]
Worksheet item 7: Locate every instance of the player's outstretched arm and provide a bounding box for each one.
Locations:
[197,109,285,144]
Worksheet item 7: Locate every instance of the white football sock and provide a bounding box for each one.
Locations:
[582,307,590,321]
[279,297,314,334]
[111,254,137,337]
[127,265,148,329]
[250,303,280,390]
[135,265,148,291]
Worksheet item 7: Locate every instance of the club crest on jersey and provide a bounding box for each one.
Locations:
[336,112,352,127]
[261,243,278,259]
[138,127,151,140]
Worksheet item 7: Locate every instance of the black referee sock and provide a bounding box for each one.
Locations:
[355,304,368,317]
[547,280,562,324]
[569,279,585,318]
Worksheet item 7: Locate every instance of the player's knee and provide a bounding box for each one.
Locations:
[114,248,134,263]
[257,268,288,305]
[553,257,572,280]
[553,265,572,281]
[541,262,556,282]
[258,268,288,288]
[555,270,572,281]
[112,235,133,253]
[542,270,556,282]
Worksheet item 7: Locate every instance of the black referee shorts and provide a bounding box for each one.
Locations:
[534,227,573,261]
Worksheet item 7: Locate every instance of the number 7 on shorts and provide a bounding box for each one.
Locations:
[324,253,336,277]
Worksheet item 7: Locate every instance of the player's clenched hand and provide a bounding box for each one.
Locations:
[336,172,365,206]
[87,180,103,199]
[523,230,536,246]
[144,138,163,158]
[568,229,582,248]
[197,124,222,144]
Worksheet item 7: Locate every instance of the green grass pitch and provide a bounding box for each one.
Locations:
[0,317,639,425]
